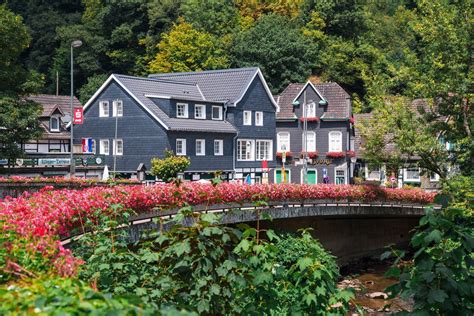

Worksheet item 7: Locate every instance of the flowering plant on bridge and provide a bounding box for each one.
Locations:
[0,176,140,185]
[0,183,435,278]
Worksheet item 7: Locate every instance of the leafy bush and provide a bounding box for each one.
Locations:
[73,210,353,315]
[383,176,474,315]
[150,150,191,182]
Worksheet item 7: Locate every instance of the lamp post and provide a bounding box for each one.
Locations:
[70,40,82,177]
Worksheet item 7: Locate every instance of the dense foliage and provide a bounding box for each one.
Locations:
[73,209,352,314]
[383,176,474,315]
[150,150,191,182]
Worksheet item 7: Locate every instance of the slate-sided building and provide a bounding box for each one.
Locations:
[74,67,278,181]
[271,81,355,184]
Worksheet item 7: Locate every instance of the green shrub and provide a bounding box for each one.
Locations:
[150,150,191,182]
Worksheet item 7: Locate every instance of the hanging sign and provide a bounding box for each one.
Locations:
[73,107,83,124]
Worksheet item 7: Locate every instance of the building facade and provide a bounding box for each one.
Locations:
[270,82,354,184]
[74,68,278,181]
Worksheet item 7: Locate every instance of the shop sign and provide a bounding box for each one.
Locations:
[309,158,332,165]
[0,159,8,165]
[38,158,71,166]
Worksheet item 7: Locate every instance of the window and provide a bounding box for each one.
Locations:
[255,111,263,126]
[429,172,440,182]
[301,169,317,184]
[176,103,188,118]
[256,140,272,161]
[100,139,109,155]
[404,167,421,182]
[50,116,60,132]
[328,131,342,152]
[214,139,223,155]
[366,165,381,181]
[196,139,205,156]
[305,102,316,117]
[112,100,123,117]
[335,168,346,185]
[99,101,109,117]
[195,104,206,119]
[212,106,223,120]
[176,139,186,155]
[243,110,252,125]
[303,132,316,152]
[277,132,290,152]
[113,139,123,156]
[237,139,254,161]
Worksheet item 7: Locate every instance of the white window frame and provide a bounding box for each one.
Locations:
[255,111,263,126]
[303,131,316,152]
[429,172,440,182]
[112,100,123,117]
[237,139,255,161]
[196,139,205,156]
[365,165,381,181]
[335,166,347,185]
[214,139,223,156]
[195,104,206,119]
[243,110,252,126]
[328,131,343,152]
[176,103,188,118]
[50,116,60,132]
[176,138,186,156]
[99,139,109,155]
[301,168,317,184]
[99,101,109,117]
[212,106,223,120]
[305,102,316,118]
[256,140,273,161]
[113,139,123,156]
[277,132,290,152]
[404,167,421,182]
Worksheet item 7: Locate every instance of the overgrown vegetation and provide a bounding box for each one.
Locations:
[383,176,474,315]
[73,207,353,314]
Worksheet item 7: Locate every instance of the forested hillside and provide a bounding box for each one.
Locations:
[5,0,472,115]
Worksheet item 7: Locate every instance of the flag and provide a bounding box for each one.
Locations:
[82,138,94,153]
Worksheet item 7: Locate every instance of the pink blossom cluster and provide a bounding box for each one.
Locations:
[0,176,140,185]
[0,183,436,276]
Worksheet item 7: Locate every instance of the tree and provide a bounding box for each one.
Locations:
[150,150,190,182]
[0,5,43,171]
[148,19,230,74]
[78,73,108,104]
[232,14,311,93]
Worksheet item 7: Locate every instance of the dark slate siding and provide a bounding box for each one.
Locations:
[74,81,169,173]
[229,76,277,169]
[292,86,326,118]
[168,132,234,171]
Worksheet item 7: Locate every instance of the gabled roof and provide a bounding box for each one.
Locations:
[27,94,82,117]
[82,74,236,134]
[149,67,279,109]
[275,82,351,120]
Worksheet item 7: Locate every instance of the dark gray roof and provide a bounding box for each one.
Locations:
[113,75,236,133]
[148,68,259,104]
[275,82,351,120]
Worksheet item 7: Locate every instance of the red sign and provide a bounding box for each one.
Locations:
[262,160,268,170]
[73,107,83,124]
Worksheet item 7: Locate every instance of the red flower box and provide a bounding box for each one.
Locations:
[277,151,293,158]
[326,151,345,158]
[346,150,356,157]
[307,151,319,158]
[299,116,319,122]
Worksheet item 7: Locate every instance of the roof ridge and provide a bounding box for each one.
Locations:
[114,74,199,87]
[148,67,258,78]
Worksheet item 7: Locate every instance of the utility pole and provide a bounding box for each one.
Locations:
[302,91,308,184]
[70,40,82,177]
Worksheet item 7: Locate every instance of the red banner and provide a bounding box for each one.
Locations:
[73,107,83,124]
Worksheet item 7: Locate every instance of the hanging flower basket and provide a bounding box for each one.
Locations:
[277,151,293,158]
[299,116,319,122]
[326,151,345,158]
[346,150,356,158]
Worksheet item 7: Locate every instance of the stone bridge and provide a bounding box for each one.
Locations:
[63,199,439,263]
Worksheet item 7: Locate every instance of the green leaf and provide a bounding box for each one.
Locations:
[428,288,448,303]
[305,293,317,305]
[297,257,313,271]
[424,229,442,244]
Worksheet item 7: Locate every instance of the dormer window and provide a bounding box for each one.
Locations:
[50,116,60,132]
[195,104,206,119]
[212,106,223,120]
[176,103,188,118]
[305,102,316,117]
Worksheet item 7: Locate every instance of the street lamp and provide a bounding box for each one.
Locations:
[70,40,82,177]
